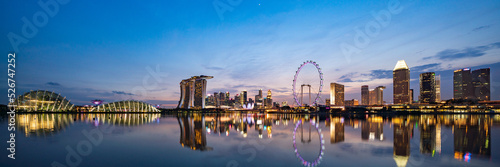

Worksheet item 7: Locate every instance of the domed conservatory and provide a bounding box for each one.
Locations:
[93,100,159,112]
[12,90,159,112]
[13,90,74,112]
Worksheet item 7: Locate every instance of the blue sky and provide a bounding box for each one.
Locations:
[1,0,500,106]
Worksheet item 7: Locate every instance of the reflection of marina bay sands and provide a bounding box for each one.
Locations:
[177,75,214,109]
[177,114,213,151]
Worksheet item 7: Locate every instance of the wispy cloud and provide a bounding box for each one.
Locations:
[471,24,492,32]
[423,42,500,60]
[45,82,62,87]
[411,63,441,72]
[338,63,441,83]
[112,91,134,96]
[204,66,225,71]
[369,70,392,80]
[338,69,392,82]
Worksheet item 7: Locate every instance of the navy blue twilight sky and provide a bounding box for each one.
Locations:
[1,0,500,106]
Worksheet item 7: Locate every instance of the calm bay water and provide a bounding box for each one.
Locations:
[1,113,500,167]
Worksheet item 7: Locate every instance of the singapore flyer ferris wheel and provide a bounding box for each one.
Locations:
[292,60,324,107]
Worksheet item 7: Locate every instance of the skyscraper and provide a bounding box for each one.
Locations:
[419,72,436,103]
[344,99,359,106]
[178,75,213,109]
[241,91,247,105]
[265,90,273,108]
[225,92,230,105]
[361,85,369,105]
[453,68,473,100]
[234,94,240,107]
[369,89,376,105]
[219,91,224,106]
[330,83,344,106]
[214,92,219,107]
[435,75,441,102]
[374,86,385,105]
[409,89,414,103]
[472,68,490,101]
[255,89,263,109]
[393,60,411,104]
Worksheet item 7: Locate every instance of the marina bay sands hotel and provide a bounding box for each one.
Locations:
[177,75,213,109]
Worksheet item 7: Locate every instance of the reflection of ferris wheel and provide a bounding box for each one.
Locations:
[293,60,324,106]
[293,119,325,166]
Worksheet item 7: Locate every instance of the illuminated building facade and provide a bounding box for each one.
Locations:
[344,99,359,106]
[435,75,441,102]
[472,68,490,101]
[241,91,247,105]
[369,89,376,105]
[234,94,240,107]
[454,68,473,100]
[225,92,230,105]
[13,90,74,112]
[409,89,414,103]
[330,83,344,106]
[370,86,385,105]
[178,75,213,109]
[361,85,369,105]
[393,60,411,105]
[255,89,263,109]
[265,90,273,108]
[218,92,225,106]
[419,72,436,103]
[281,101,288,107]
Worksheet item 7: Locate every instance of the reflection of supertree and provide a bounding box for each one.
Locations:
[293,120,324,167]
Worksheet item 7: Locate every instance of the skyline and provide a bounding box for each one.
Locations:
[1,0,500,106]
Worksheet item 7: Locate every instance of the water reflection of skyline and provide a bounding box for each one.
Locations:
[199,113,494,166]
[16,113,161,137]
[12,113,499,166]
